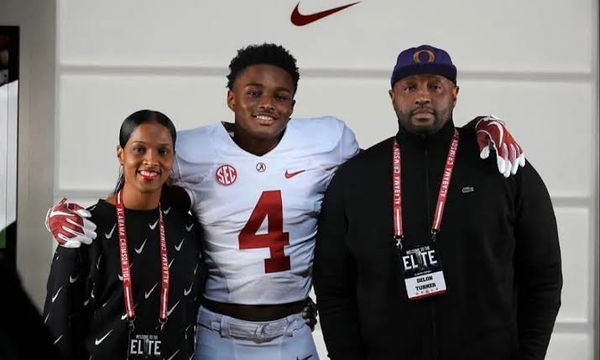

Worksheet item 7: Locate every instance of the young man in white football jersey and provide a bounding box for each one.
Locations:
[171,44,359,359]
[46,43,525,359]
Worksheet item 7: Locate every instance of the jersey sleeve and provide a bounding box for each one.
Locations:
[291,116,359,171]
[338,119,360,164]
[172,125,218,209]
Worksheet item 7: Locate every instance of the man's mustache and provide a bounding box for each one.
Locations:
[410,107,435,116]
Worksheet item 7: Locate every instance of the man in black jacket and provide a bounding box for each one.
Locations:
[314,44,562,360]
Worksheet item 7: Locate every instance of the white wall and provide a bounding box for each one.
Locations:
[12,0,597,358]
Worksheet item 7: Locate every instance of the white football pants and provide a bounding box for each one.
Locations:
[194,306,319,360]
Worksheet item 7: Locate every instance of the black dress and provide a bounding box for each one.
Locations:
[43,198,204,360]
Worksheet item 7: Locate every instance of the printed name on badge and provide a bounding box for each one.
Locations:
[401,245,447,300]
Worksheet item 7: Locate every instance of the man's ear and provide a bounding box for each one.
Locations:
[452,86,460,106]
[227,90,235,111]
[388,89,395,102]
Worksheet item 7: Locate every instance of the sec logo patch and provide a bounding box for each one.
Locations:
[215,164,237,186]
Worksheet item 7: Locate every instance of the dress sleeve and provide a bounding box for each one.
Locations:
[313,169,366,359]
[513,163,562,360]
[43,246,92,360]
[161,185,192,213]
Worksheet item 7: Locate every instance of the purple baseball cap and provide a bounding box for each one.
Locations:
[390,45,457,87]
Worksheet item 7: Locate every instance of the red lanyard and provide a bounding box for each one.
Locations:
[116,191,170,323]
[392,130,459,248]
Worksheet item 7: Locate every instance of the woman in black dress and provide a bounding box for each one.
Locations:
[43,110,203,360]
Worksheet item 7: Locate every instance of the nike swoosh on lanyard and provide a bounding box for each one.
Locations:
[290,2,360,26]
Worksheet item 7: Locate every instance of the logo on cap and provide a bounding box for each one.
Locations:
[412,49,435,64]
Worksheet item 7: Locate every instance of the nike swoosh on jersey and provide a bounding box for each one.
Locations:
[144,282,159,299]
[94,329,113,346]
[69,273,80,283]
[168,258,175,269]
[174,238,184,251]
[167,300,180,317]
[184,283,193,296]
[44,313,50,324]
[149,220,159,230]
[104,224,116,239]
[51,286,63,303]
[285,169,306,179]
[135,238,147,254]
[163,207,171,215]
[185,223,194,232]
[290,2,360,26]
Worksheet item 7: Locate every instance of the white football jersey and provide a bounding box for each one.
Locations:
[172,116,359,304]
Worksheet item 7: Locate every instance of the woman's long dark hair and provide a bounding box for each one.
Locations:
[112,110,177,195]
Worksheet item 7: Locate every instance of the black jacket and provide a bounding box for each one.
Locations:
[43,198,204,360]
[314,120,562,360]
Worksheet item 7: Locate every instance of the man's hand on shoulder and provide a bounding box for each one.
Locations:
[302,297,318,331]
[45,198,97,248]
[473,115,526,177]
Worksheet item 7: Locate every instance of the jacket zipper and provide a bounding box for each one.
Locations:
[424,142,439,360]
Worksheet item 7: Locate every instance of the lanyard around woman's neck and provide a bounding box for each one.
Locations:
[116,191,170,324]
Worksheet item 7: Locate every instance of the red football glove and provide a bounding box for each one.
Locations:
[44,198,97,248]
[475,115,526,177]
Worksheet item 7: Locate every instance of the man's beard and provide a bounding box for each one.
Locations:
[397,107,443,135]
